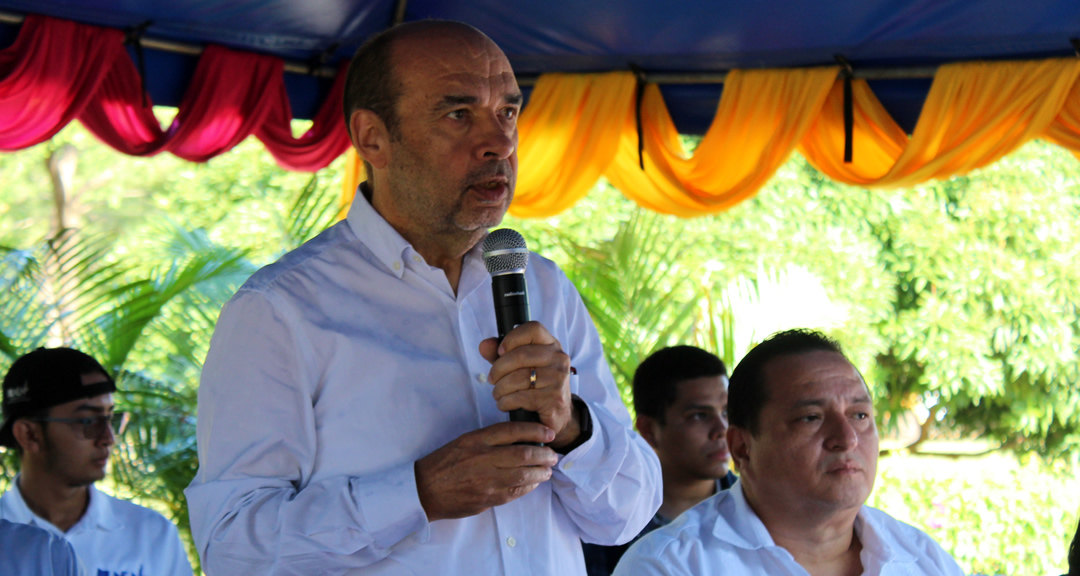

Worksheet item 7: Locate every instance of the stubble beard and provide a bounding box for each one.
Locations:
[386,126,516,237]
[453,160,515,232]
[41,435,104,488]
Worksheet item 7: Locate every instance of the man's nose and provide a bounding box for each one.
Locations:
[825,414,858,452]
[476,113,516,160]
[710,415,728,440]
[97,419,116,447]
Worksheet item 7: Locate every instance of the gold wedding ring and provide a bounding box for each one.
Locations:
[529,368,537,389]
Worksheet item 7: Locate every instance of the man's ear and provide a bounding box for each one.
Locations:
[349,109,390,170]
[12,419,45,454]
[635,412,660,449]
[727,426,751,474]
[636,414,661,450]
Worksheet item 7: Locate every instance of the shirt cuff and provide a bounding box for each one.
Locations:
[553,399,627,499]
[350,461,431,548]
[553,395,593,455]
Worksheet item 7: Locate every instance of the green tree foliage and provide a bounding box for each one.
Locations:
[2,120,1079,574]
[0,118,345,571]
[510,141,1080,461]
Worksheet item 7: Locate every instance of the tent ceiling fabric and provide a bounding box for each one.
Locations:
[2,0,1080,133]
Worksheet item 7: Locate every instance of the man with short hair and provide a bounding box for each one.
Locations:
[185,20,661,575]
[614,330,964,575]
[584,345,734,575]
[0,347,193,576]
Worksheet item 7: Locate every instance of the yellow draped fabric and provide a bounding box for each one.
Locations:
[802,59,1080,188]
[512,72,638,217]
[606,67,838,217]
[341,57,1080,219]
[339,147,364,219]
[1044,72,1080,161]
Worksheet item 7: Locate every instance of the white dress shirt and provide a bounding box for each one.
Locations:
[185,190,662,575]
[614,479,965,576]
[0,479,193,576]
[0,518,84,576]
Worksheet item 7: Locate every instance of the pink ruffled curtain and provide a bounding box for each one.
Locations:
[0,15,349,171]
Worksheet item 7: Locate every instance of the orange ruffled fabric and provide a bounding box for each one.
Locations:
[343,58,1080,218]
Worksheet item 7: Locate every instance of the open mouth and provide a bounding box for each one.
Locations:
[470,178,509,202]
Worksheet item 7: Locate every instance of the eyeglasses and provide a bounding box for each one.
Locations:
[29,412,129,440]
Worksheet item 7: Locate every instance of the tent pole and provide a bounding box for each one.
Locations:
[392,0,409,26]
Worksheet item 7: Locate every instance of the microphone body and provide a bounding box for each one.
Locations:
[482,230,543,442]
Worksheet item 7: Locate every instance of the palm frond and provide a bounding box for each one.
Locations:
[284,173,340,249]
[553,209,703,392]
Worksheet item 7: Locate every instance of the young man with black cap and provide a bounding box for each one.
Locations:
[0,347,192,576]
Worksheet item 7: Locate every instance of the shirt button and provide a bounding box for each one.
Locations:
[477,373,488,383]
[392,261,402,271]
[507,537,517,548]
[564,461,574,470]
[411,254,423,263]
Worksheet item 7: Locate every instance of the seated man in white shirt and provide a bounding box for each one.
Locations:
[0,347,193,576]
[184,19,661,575]
[614,329,964,576]
[584,345,734,575]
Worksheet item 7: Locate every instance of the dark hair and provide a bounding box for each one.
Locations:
[343,27,403,179]
[632,346,727,424]
[727,329,845,434]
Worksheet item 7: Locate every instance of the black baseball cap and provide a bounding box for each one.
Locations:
[0,348,116,448]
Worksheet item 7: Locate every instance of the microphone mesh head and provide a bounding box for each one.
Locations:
[482,229,529,274]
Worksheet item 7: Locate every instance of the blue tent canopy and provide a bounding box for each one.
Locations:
[1,0,1079,133]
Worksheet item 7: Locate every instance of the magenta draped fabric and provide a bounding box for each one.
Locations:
[0,14,350,171]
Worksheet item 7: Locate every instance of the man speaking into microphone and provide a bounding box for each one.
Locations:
[185,20,661,575]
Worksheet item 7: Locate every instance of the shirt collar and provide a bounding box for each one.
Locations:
[710,479,776,549]
[711,481,918,566]
[853,508,917,567]
[344,183,492,299]
[654,473,739,527]
[0,475,35,525]
[80,484,121,531]
[1,475,121,533]
[345,183,415,280]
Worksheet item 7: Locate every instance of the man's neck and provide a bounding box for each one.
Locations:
[366,184,483,295]
[744,488,864,576]
[400,231,480,295]
[657,473,718,520]
[770,526,863,576]
[17,467,90,533]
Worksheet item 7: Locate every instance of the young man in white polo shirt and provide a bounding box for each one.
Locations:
[0,347,192,576]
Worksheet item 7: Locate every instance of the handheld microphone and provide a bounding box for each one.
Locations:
[482,229,543,437]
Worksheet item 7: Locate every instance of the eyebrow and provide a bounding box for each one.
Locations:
[72,405,109,414]
[436,95,478,110]
[790,394,872,409]
[681,403,719,412]
[435,92,524,111]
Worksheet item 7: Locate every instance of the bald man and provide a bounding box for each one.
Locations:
[186,20,661,575]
